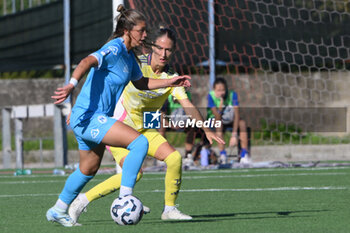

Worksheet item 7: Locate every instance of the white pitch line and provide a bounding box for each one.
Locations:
[124,172,349,181]
[186,166,350,174]
[0,172,347,184]
[0,193,59,198]
[146,166,350,175]
[0,180,66,184]
[0,186,347,198]
[143,186,348,193]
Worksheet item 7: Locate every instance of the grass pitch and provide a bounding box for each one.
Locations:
[1,166,349,233]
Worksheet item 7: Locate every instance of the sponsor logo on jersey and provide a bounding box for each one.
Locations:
[98,115,107,124]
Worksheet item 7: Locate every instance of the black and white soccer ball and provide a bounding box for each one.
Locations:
[110,195,144,225]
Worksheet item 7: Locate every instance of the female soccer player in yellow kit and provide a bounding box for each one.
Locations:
[69,26,224,223]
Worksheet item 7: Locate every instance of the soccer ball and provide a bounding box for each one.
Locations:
[110,195,144,225]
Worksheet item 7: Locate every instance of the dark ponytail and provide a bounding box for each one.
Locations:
[109,4,146,40]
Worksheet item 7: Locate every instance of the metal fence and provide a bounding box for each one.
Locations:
[1,0,58,16]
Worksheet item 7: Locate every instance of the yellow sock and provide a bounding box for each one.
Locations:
[164,151,182,206]
[85,172,142,202]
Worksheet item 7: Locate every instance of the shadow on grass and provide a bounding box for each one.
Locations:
[82,209,332,225]
[191,209,331,218]
[142,219,218,224]
[83,219,113,225]
[84,218,218,225]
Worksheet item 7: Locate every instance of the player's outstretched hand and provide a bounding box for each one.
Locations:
[168,75,191,87]
[204,130,225,145]
[51,84,74,104]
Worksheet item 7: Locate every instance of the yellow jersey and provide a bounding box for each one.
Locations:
[113,54,188,131]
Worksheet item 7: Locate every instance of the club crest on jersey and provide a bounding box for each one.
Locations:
[98,115,107,124]
[109,46,118,55]
[143,110,161,129]
[91,129,100,138]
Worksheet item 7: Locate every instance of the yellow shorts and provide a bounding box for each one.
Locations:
[106,129,167,165]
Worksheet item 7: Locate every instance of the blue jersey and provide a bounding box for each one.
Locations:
[71,37,143,127]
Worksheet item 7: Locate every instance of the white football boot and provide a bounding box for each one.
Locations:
[68,194,88,224]
[240,154,252,164]
[46,206,80,227]
[143,205,151,214]
[161,207,192,220]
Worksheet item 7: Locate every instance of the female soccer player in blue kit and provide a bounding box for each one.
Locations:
[46,5,190,227]
[67,26,225,224]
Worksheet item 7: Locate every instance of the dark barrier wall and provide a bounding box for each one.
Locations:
[1,0,349,73]
[0,1,63,72]
[70,0,113,65]
[0,0,113,72]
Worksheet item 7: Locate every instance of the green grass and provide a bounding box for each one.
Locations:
[1,166,350,233]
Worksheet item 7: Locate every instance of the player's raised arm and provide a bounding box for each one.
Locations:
[132,75,191,90]
[51,55,98,104]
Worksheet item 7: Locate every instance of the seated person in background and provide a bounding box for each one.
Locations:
[207,77,251,164]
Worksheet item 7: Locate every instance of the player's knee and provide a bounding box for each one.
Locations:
[138,134,149,149]
[79,161,99,176]
[165,151,182,169]
[128,134,149,152]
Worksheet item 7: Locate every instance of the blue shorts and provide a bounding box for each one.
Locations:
[71,113,117,150]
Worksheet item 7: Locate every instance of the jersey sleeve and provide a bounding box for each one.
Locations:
[89,41,121,70]
[232,91,239,106]
[171,86,188,100]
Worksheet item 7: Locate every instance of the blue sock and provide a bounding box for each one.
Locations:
[200,148,209,166]
[58,167,94,205]
[220,150,227,156]
[240,148,248,158]
[121,134,148,188]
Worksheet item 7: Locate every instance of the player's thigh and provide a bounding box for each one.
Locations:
[139,129,174,161]
[102,121,141,148]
